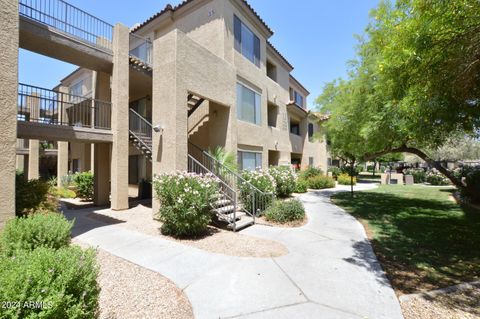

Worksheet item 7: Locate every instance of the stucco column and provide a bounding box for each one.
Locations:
[57,141,69,187]
[27,94,41,180]
[83,143,92,171]
[56,85,70,186]
[94,143,111,206]
[28,140,40,180]
[152,30,188,213]
[0,0,18,228]
[110,24,129,210]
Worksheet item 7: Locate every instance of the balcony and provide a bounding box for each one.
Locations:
[17,83,113,143]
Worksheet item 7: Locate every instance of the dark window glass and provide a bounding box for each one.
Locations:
[234,15,260,67]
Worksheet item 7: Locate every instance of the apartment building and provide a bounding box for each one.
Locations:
[0,0,328,228]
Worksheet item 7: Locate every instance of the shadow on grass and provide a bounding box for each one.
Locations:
[332,187,480,295]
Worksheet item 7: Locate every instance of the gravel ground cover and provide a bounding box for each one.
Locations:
[400,282,480,319]
[74,240,193,319]
[86,203,288,258]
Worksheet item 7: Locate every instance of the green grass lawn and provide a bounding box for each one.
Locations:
[332,185,480,294]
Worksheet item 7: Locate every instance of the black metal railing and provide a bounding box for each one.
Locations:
[188,142,275,217]
[129,33,153,66]
[129,108,152,148]
[18,83,111,129]
[19,0,113,51]
[187,154,239,230]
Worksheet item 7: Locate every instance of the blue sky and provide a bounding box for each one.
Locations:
[19,0,379,109]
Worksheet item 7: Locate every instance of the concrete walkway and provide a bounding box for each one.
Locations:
[67,183,404,319]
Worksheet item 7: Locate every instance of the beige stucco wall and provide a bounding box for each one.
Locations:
[0,0,19,228]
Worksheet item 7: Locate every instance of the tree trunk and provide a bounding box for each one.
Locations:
[364,145,466,189]
[372,160,376,176]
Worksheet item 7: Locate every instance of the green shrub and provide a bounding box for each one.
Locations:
[465,169,480,203]
[426,171,450,185]
[307,175,336,189]
[299,167,323,180]
[337,173,357,185]
[295,178,309,193]
[405,169,427,183]
[239,170,276,214]
[15,172,52,217]
[268,166,297,197]
[264,199,305,223]
[0,213,73,256]
[0,246,99,319]
[154,172,218,237]
[73,171,94,200]
[52,187,76,199]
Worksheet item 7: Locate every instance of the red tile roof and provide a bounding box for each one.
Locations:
[131,0,273,35]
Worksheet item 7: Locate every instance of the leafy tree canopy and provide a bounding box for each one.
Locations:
[316,0,480,191]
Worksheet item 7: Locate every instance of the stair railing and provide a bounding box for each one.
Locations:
[187,154,238,231]
[129,108,152,151]
[188,142,275,218]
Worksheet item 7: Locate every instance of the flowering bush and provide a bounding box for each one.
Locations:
[153,172,219,237]
[426,169,450,186]
[268,166,297,197]
[337,173,356,185]
[239,170,276,214]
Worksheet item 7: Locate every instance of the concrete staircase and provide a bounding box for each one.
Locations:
[129,108,153,161]
[211,193,254,231]
[129,131,152,161]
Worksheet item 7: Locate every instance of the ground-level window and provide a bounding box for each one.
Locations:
[238,151,262,171]
[309,157,314,167]
[237,83,261,125]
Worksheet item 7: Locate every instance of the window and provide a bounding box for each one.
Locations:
[290,121,300,135]
[234,15,260,67]
[294,91,304,107]
[308,123,314,139]
[309,157,314,167]
[69,81,83,97]
[237,83,261,125]
[238,151,262,171]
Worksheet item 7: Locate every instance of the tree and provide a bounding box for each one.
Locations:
[428,136,480,161]
[316,0,480,197]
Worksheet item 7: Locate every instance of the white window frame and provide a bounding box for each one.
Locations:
[237,82,262,125]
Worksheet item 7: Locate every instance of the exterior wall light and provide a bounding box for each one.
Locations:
[153,124,164,134]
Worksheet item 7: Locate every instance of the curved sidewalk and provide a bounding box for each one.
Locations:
[69,183,403,319]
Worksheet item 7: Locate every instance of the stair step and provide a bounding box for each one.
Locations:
[228,216,254,231]
[212,205,235,215]
[213,199,231,207]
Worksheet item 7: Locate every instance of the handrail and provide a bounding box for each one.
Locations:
[187,154,238,230]
[19,0,113,51]
[129,33,153,66]
[129,108,152,152]
[17,83,111,129]
[129,108,152,129]
[188,141,274,216]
